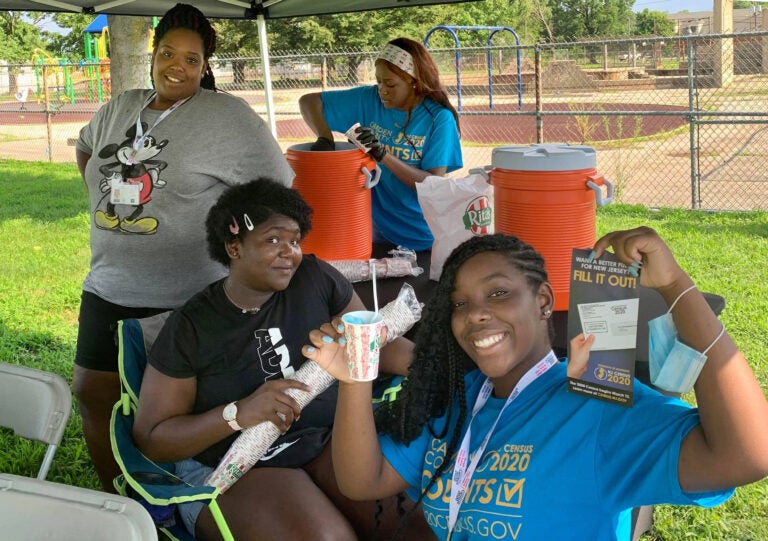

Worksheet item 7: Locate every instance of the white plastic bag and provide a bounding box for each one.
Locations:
[416,173,493,281]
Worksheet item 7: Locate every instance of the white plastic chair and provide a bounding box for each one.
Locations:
[0,473,158,541]
[0,362,72,479]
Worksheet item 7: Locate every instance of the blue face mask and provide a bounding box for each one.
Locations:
[648,286,724,394]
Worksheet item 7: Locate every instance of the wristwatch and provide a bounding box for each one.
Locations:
[222,401,243,431]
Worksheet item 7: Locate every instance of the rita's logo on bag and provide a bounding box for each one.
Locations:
[463,195,493,235]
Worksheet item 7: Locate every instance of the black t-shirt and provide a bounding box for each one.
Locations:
[148,255,353,467]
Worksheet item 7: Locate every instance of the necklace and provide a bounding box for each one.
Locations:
[223,280,261,314]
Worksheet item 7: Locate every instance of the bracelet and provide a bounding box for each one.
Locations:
[668,284,697,312]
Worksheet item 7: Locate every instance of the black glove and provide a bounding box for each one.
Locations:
[310,136,335,151]
[353,126,386,162]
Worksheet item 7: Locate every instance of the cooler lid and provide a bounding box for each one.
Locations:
[491,143,596,171]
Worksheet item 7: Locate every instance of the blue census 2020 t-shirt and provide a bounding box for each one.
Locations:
[322,85,462,251]
[380,361,733,541]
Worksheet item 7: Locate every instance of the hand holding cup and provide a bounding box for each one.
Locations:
[303,314,387,383]
[340,311,386,381]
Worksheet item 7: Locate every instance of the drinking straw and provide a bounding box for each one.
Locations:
[371,258,378,315]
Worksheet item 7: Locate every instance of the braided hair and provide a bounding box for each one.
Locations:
[374,233,551,537]
[205,178,313,267]
[153,3,218,91]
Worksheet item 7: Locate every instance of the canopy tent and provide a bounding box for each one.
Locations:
[8,1,478,19]
[4,0,482,135]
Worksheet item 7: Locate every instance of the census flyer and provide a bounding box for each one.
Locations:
[566,248,639,407]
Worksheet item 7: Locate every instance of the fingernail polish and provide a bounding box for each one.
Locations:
[337,324,345,332]
[307,346,315,353]
[587,250,596,263]
[338,338,346,346]
[628,266,639,278]
[322,335,333,343]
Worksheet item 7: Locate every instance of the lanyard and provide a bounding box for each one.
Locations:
[446,350,558,538]
[129,92,190,165]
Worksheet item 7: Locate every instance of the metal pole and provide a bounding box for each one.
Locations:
[535,45,543,143]
[43,64,53,163]
[687,36,698,209]
[321,55,327,91]
[257,13,277,138]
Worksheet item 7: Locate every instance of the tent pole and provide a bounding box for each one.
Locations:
[257,13,278,138]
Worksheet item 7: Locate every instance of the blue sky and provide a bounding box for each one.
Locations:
[634,0,765,13]
[634,0,712,12]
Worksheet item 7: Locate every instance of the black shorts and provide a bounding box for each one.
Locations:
[74,290,170,372]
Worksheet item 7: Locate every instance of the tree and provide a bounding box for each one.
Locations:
[211,2,532,85]
[633,9,675,37]
[549,0,635,41]
[47,13,96,59]
[0,12,48,63]
[107,15,152,96]
[0,12,49,93]
[513,0,555,43]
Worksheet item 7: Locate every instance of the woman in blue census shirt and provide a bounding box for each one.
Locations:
[299,37,463,253]
[305,227,768,541]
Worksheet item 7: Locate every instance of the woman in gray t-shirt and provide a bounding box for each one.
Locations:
[73,3,293,494]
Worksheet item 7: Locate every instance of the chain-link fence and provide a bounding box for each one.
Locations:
[1,31,767,210]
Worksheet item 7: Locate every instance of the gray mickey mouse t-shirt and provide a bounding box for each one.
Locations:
[77,88,294,308]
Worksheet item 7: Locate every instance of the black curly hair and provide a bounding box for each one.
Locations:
[152,3,218,91]
[374,233,551,537]
[205,178,313,267]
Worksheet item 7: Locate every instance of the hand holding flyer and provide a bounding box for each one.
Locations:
[566,248,639,407]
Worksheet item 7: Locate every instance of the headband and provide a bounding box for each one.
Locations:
[377,43,415,78]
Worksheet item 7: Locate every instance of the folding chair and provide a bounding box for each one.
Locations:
[0,472,157,541]
[0,362,72,480]
[110,313,234,541]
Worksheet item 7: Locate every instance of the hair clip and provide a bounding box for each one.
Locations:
[229,216,240,235]
[244,213,254,231]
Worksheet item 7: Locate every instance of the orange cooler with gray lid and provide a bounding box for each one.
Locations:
[287,142,380,261]
[488,143,613,311]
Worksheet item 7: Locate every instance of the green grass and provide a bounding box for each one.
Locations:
[596,205,768,540]
[0,133,23,143]
[1,159,767,538]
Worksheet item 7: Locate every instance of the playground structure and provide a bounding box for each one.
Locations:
[424,25,523,112]
[30,49,75,107]
[81,14,111,103]
[21,14,162,108]
[26,16,111,110]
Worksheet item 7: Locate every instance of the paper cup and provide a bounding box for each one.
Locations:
[345,123,369,154]
[342,310,384,381]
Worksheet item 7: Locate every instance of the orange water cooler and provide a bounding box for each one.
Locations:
[488,143,613,311]
[286,142,380,261]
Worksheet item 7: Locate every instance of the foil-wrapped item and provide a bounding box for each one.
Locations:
[328,258,423,283]
[205,360,334,492]
[205,284,422,493]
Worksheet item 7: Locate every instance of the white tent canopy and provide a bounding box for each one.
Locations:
[9,1,477,19]
[5,0,479,135]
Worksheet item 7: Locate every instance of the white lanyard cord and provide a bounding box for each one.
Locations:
[447,350,559,538]
[129,92,190,164]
